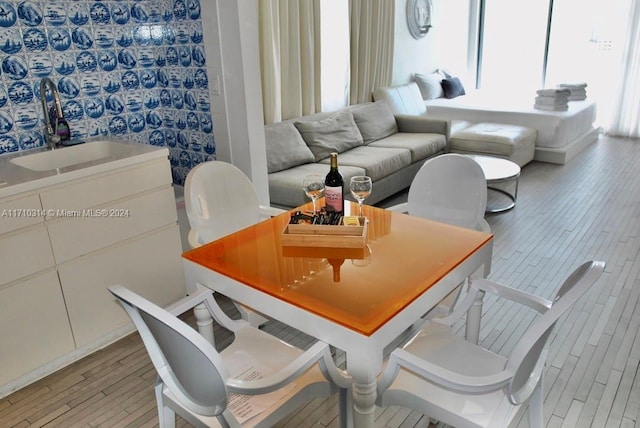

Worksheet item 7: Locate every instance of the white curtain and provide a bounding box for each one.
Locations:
[607,0,640,138]
[349,0,394,105]
[259,0,321,124]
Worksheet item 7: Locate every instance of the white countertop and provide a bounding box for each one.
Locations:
[0,138,169,199]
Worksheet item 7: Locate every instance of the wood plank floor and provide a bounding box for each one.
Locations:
[2,134,640,427]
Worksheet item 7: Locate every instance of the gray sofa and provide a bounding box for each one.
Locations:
[265,101,449,209]
[373,83,537,167]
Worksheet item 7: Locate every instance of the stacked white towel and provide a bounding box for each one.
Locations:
[534,88,570,111]
[558,82,587,101]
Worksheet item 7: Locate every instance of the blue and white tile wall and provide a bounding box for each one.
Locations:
[0,0,215,185]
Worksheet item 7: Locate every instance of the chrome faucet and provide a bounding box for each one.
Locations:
[40,78,65,149]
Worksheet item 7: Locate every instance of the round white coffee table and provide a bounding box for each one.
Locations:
[466,155,520,213]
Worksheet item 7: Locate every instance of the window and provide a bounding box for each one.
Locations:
[479,0,550,97]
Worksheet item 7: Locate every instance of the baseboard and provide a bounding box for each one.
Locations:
[534,127,600,164]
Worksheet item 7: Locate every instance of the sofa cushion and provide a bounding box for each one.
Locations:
[413,72,444,99]
[368,132,446,163]
[372,82,427,115]
[268,163,366,209]
[351,101,398,144]
[450,122,537,167]
[451,119,476,134]
[318,146,411,181]
[264,122,316,173]
[294,111,364,161]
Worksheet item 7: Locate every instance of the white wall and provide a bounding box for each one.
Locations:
[391,0,473,86]
[201,0,270,205]
[391,0,439,85]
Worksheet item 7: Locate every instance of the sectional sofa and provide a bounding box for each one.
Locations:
[265,101,449,209]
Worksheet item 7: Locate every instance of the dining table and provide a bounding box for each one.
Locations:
[182,201,493,428]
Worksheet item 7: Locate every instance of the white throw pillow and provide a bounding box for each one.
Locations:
[413,72,444,100]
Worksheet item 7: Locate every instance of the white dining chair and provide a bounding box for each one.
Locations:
[109,284,352,428]
[388,153,490,317]
[184,161,285,326]
[388,153,489,232]
[376,260,605,428]
[184,160,285,248]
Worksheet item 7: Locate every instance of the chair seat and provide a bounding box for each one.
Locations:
[380,322,519,428]
[162,326,335,428]
[377,261,605,428]
[222,327,332,383]
[110,285,349,428]
[162,364,331,428]
[405,323,507,374]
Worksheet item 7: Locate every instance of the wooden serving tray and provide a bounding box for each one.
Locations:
[281,217,367,249]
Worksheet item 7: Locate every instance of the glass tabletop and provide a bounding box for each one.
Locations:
[183,201,493,336]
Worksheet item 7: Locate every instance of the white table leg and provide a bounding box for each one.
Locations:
[352,379,376,427]
[193,303,215,346]
[465,289,485,344]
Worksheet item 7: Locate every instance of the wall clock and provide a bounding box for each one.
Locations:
[407,0,432,39]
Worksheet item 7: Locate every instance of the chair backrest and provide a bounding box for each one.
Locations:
[185,161,261,245]
[109,285,230,419]
[506,260,605,404]
[407,154,487,231]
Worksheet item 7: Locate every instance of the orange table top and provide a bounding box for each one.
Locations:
[183,202,493,336]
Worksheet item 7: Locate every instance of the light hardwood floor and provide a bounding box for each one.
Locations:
[3,134,640,427]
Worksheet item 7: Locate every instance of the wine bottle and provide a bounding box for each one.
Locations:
[324,152,344,214]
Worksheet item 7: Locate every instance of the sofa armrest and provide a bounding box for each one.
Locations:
[395,114,451,141]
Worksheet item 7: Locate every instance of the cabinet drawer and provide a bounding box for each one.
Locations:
[0,194,43,234]
[47,186,178,264]
[40,158,172,212]
[0,270,75,386]
[0,225,54,286]
[57,225,185,347]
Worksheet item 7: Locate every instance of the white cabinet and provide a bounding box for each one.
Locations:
[45,185,178,264]
[0,153,185,396]
[0,225,54,284]
[0,270,75,386]
[58,225,184,347]
[0,194,43,234]
[0,193,75,388]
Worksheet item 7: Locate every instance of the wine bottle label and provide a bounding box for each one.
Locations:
[325,186,343,213]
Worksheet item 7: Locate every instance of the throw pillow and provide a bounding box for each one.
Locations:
[351,101,398,144]
[441,77,466,99]
[413,72,444,99]
[264,122,315,173]
[294,111,364,161]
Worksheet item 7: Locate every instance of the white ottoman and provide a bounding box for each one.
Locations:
[450,123,537,167]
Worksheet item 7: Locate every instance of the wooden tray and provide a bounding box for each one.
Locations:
[281,216,367,249]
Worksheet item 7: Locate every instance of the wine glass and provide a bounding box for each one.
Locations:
[303,175,325,215]
[350,176,372,216]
